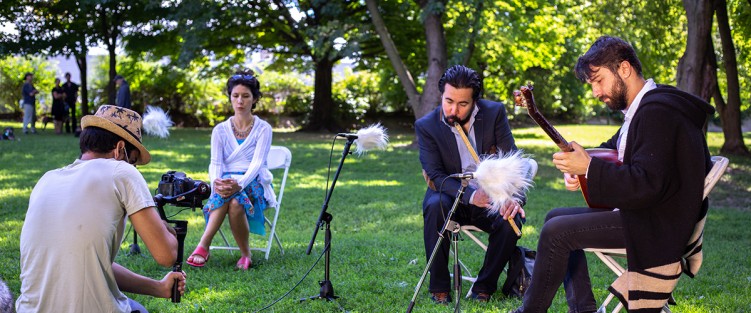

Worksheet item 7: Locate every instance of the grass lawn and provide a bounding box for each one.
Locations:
[1,120,749,313]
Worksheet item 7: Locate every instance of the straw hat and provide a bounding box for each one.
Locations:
[81,105,151,165]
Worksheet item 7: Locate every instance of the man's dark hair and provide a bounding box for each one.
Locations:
[575,36,643,82]
[80,126,136,156]
[227,69,262,110]
[439,65,483,101]
[24,73,33,80]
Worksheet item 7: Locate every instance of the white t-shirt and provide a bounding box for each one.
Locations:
[16,158,155,313]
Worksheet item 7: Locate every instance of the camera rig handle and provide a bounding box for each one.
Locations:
[170,220,187,303]
[153,194,188,303]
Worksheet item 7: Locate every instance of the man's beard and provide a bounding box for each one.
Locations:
[604,75,628,111]
[444,105,474,126]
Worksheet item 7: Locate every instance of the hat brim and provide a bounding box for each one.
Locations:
[81,115,151,165]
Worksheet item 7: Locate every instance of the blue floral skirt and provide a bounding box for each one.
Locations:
[202,173,268,236]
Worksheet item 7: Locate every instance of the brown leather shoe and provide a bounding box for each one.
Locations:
[469,291,492,302]
[430,291,452,304]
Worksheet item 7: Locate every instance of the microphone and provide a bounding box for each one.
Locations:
[336,133,359,140]
[340,123,389,155]
[449,172,474,179]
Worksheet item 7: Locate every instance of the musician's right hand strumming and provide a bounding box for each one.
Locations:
[563,173,580,191]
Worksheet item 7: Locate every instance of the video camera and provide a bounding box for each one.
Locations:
[155,171,211,211]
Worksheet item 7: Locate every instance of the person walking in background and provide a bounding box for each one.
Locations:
[415,65,526,304]
[62,72,80,134]
[186,69,276,271]
[50,78,66,134]
[21,73,39,134]
[114,75,132,109]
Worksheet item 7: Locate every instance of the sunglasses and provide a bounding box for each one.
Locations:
[230,74,255,81]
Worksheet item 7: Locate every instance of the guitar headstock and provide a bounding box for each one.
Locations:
[513,83,537,113]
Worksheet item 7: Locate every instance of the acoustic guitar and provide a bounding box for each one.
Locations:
[513,84,620,209]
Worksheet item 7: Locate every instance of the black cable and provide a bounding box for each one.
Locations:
[252,240,330,312]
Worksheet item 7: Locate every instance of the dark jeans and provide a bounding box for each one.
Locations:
[64,102,76,133]
[517,207,625,313]
[423,191,519,294]
[128,298,148,313]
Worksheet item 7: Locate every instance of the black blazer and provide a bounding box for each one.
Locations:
[415,99,517,207]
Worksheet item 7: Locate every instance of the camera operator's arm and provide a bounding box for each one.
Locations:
[113,263,186,298]
[129,207,177,266]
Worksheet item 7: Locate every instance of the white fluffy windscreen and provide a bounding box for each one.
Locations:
[142,106,174,138]
[354,123,389,155]
[473,150,534,215]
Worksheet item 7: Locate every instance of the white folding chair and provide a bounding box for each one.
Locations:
[452,158,539,295]
[585,155,729,313]
[209,145,292,260]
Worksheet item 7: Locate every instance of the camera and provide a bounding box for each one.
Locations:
[156,171,211,209]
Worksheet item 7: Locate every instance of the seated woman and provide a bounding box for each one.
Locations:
[187,69,276,270]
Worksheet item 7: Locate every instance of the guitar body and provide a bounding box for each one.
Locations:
[514,85,620,209]
[579,148,621,209]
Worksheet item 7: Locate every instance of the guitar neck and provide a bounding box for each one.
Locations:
[528,111,573,152]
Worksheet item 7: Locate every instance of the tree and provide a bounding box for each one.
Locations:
[679,0,749,156]
[159,0,380,132]
[713,0,749,155]
[366,0,448,122]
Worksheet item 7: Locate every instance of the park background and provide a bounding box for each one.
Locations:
[1,0,750,312]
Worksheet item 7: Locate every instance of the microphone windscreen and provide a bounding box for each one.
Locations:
[354,123,388,155]
[474,150,534,215]
[142,106,174,138]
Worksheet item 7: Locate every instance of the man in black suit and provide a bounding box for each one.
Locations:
[415,65,525,304]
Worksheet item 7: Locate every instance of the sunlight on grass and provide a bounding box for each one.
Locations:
[1,124,749,312]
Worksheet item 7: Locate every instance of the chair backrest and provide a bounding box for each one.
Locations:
[703,156,729,200]
[682,155,729,276]
[267,145,292,207]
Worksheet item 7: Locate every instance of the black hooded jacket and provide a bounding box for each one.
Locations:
[587,85,715,270]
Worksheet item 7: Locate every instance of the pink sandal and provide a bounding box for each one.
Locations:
[186,246,210,267]
[236,256,252,270]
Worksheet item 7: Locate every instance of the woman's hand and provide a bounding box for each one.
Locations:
[214,178,240,198]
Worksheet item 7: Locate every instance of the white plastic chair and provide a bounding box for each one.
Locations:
[209,145,292,260]
[584,155,729,313]
[452,158,539,294]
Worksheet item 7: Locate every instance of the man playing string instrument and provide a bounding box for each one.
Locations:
[511,36,715,313]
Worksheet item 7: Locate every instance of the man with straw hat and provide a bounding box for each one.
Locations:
[16,105,186,313]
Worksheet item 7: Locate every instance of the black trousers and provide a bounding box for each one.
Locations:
[517,207,625,313]
[423,191,519,294]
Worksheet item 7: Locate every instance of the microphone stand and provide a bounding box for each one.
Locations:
[406,177,469,313]
[301,136,356,303]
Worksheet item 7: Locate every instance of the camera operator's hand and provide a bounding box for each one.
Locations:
[163,220,176,238]
[157,271,187,298]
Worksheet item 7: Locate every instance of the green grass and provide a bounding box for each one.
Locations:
[1,121,750,313]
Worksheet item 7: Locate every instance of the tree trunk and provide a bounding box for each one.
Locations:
[417,0,448,120]
[108,42,117,106]
[461,0,484,66]
[76,52,89,117]
[365,0,421,116]
[714,0,750,155]
[676,0,715,97]
[303,59,339,132]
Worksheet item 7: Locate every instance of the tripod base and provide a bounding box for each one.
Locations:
[300,280,338,302]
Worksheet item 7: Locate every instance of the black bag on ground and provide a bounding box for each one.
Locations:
[502,246,536,298]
